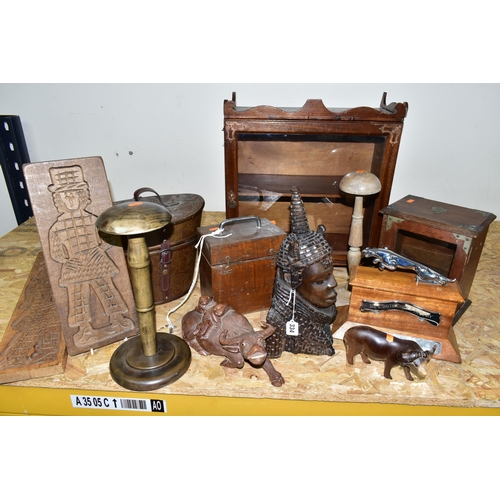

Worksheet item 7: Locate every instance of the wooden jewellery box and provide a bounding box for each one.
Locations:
[116,189,205,305]
[379,195,496,299]
[197,216,286,314]
[347,266,465,363]
[223,92,408,267]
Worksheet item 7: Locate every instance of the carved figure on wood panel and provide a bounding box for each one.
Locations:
[182,296,284,387]
[0,255,63,374]
[265,187,338,358]
[47,166,134,348]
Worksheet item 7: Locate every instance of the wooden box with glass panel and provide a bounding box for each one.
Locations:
[379,194,496,299]
[223,92,408,266]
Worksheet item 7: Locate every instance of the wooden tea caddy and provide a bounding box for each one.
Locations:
[347,266,464,363]
[197,216,286,314]
[223,92,408,266]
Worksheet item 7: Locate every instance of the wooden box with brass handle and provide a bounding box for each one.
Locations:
[197,216,286,314]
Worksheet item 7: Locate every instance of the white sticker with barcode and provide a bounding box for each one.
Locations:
[70,395,167,413]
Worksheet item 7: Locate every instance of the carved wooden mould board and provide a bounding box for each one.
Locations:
[0,253,67,383]
[23,157,138,355]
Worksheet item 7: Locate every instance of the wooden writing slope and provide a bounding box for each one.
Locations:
[347,266,464,363]
[223,92,408,266]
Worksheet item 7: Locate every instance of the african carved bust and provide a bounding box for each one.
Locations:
[266,187,338,358]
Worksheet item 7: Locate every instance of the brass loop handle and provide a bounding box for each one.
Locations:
[219,216,261,232]
[133,187,179,208]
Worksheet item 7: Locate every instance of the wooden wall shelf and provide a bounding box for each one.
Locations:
[224,92,409,266]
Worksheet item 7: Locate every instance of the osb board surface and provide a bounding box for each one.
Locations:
[2,214,500,409]
[0,218,41,335]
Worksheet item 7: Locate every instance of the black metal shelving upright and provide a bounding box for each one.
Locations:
[0,115,33,225]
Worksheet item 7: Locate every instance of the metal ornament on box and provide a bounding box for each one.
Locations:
[362,247,457,285]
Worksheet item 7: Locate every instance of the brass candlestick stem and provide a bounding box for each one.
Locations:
[96,200,191,391]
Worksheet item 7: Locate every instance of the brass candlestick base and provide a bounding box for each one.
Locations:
[109,333,191,391]
[96,200,191,391]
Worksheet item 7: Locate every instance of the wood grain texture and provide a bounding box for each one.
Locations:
[197,218,286,314]
[224,96,409,121]
[0,253,66,383]
[238,141,375,176]
[2,214,500,411]
[379,194,497,298]
[223,93,408,266]
[347,266,464,362]
[23,157,138,355]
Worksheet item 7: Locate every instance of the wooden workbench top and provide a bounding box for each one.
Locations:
[1,213,500,411]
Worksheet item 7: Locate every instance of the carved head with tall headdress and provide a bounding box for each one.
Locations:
[276,186,335,292]
[265,187,338,358]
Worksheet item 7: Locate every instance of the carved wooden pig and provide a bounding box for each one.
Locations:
[343,325,436,381]
[182,296,284,387]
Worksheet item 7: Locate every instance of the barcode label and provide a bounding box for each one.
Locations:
[120,398,148,410]
[70,395,166,413]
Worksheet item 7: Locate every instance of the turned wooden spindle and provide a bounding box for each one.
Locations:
[339,170,381,275]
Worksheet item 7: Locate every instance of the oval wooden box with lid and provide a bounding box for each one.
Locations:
[115,189,205,305]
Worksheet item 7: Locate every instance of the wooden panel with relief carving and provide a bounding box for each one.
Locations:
[0,253,67,383]
[23,157,138,356]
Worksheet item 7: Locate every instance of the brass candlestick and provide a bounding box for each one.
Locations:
[96,200,191,391]
[339,170,382,275]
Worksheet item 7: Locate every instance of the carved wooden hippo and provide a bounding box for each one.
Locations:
[343,325,436,381]
[182,296,284,387]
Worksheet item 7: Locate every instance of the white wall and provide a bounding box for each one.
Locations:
[1,83,499,237]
